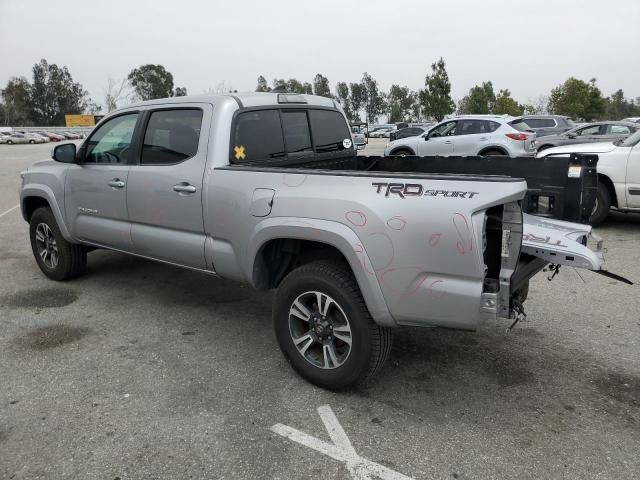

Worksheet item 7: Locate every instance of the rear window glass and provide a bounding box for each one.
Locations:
[141,109,202,165]
[509,119,532,132]
[308,109,352,153]
[281,110,313,155]
[232,110,285,162]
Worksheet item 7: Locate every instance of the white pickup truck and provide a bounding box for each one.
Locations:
[538,131,640,225]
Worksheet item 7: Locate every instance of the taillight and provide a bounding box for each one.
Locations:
[505,133,529,141]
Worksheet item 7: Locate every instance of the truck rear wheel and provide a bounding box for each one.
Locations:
[273,261,393,390]
[29,207,87,281]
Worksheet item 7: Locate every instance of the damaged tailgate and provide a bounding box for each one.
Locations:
[521,213,603,270]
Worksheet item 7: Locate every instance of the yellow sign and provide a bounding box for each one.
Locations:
[65,114,96,127]
[234,145,246,160]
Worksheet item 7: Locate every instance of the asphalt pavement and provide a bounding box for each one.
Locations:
[0,140,638,479]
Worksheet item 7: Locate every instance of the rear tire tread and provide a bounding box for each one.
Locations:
[275,260,393,389]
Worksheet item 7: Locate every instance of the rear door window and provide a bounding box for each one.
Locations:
[141,109,203,165]
[608,124,633,135]
[523,118,542,128]
[308,109,353,153]
[456,120,488,135]
[232,109,285,162]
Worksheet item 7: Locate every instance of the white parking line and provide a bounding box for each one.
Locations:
[271,404,414,480]
[0,204,19,218]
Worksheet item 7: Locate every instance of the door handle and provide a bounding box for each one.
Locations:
[108,179,126,189]
[444,140,453,144]
[172,183,197,194]
[479,137,489,141]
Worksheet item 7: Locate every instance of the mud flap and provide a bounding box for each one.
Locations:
[521,213,632,284]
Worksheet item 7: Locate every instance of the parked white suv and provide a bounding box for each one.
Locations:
[384,115,536,157]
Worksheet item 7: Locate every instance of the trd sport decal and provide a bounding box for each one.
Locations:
[372,182,479,199]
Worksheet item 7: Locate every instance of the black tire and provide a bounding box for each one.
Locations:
[391,149,413,157]
[29,207,87,281]
[29,140,35,144]
[481,149,506,157]
[6,140,12,145]
[273,261,393,390]
[590,183,611,226]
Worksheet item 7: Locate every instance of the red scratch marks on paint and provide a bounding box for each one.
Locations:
[427,279,446,299]
[380,266,421,294]
[367,231,395,271]
[345,210,367,227]
[428,233,442,246]
[353,243,374,275]
[386,215,407,231]
[453,213,473,255]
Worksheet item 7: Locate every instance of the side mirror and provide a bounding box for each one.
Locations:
[52,143,77,163]
[567,133,576,139]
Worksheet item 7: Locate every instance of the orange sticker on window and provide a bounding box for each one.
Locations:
[234,145,246,160]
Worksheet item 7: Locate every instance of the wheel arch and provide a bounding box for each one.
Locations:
[389,147,415,156]
[536,144,554,152]
[248,218,396,327]
[20,185,74,241]
[478,146,509,156]
[598,173,618,208]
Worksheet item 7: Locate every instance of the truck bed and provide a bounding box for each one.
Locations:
[223,153,598,225]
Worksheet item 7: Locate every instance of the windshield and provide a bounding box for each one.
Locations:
[616,130,640,147]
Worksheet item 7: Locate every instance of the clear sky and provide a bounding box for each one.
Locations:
[1,0,639,108]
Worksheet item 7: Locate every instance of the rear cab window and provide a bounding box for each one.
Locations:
[232,109,285,162]
[231,107,354,163]
[308,109,353,156]
[281,110,313,159]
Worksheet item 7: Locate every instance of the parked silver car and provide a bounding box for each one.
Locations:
[521,115,575,137]
[20,132,50,143]
[0,133,33,145]
[536,121,638,152]
[622,117,640,124]
[369,126,396,138]
[384,115,536,157]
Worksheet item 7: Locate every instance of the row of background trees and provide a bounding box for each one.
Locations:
[2,58,640,126]
[0,60,187,126]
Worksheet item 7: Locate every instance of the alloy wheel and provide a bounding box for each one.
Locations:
[288,290,352,369]
[35,222,59,269]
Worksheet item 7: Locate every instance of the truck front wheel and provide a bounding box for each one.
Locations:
[590,184,611,226]
[29,207,87,281]
[273,261,393,390]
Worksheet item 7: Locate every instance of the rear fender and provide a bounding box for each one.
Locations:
[248,217,396,327]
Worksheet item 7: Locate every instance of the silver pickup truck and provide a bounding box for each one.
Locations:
[19,93,622,390]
